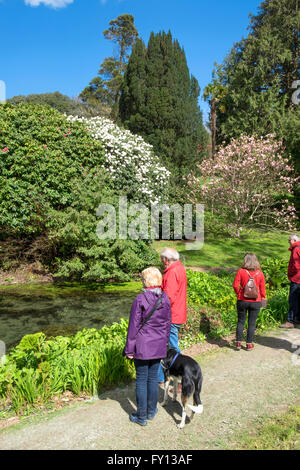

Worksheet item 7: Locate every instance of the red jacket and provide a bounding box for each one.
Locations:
[233,268,266,302]
[288,241,300,284]
[161,260,187,324]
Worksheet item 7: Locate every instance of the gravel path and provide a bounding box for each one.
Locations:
[0,327,299,450]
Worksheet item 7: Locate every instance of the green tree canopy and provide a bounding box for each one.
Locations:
[211,0,300,145]
[7,91,110,118]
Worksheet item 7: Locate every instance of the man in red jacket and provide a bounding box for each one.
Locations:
[157,247,187,384]
[280,234,300,328]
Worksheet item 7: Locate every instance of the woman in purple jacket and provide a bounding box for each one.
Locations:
[124,267,171,426]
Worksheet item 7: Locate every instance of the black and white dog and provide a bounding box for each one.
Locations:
[161,347,203,429]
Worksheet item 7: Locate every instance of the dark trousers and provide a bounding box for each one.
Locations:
[236,301,262,343]
[288,282,300,324]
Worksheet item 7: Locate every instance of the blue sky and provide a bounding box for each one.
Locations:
[0,0,263,123]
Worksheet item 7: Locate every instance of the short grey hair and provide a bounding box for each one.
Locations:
[290,234,300,242]
[160,247,180,261]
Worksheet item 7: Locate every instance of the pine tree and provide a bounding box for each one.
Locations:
[80,14,138,116]
[119,31,208,175]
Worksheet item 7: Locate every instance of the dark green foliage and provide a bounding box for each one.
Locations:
[260,257,289,290]
[0,103,105,236]
[8,92,75,114]
[119,31,209,175]
[213,0,300,144]
[45,171,160,281]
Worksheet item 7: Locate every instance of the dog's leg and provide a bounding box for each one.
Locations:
[187,400,203,414]
[161,379,170,407]
[187,378,204,415]
[190,400,196,421]
[172,377,178,402]
[178,396,187,429]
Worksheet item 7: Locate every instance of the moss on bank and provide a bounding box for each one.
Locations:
[0,280,142,298]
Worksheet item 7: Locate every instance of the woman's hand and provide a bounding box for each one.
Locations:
[261,298,267,308]
[126,354,134,360]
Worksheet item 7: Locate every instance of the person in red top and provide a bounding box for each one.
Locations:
[157,247,187,384]
[280,234,300,328]
[233,253,266,350]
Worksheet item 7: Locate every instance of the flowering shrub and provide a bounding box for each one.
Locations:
[0,103,105,235]
[66,115,171,205]
[187,135,299,236]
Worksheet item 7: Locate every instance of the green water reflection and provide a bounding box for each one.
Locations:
[0,282,142,349]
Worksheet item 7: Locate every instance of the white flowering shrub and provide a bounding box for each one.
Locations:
[67,115,171,205]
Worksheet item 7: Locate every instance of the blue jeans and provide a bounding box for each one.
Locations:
[288,282,300,323]
[134,358,161,420]
[157,324,181,383]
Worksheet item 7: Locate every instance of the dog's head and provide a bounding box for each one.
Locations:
[161,346,178,370]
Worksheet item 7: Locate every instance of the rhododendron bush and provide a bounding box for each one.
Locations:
[0,105,170,237]
[188,135,299,236]
[0,103,162,279]
[66,115,170,205]
[0,103,106,235]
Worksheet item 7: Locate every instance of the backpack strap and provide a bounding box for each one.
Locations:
[245,269,259,278]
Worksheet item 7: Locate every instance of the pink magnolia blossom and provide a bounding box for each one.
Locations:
[187,134,298,234]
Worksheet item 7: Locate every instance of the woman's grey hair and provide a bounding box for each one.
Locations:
[290,234,300,242]
[160,247,180,261]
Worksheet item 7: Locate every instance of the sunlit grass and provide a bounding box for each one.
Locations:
[152,229,290,269]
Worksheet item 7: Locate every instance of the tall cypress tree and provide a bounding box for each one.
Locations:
[119,31,208,175]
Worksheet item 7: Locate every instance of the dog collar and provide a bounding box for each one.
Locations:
[170,352,180,368]
[161,352,180,371]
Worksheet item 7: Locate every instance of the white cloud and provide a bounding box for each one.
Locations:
[25,0,74,8]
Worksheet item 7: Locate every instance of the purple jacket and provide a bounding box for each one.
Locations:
[124,289,171,360]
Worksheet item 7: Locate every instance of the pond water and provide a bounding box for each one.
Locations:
[0,282,141,350]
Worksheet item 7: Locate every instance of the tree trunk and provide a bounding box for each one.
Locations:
[211,98,216,159]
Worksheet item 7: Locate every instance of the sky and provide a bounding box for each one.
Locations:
[0,0,263,123]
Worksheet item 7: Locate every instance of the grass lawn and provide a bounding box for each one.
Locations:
[152,229,290,270]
